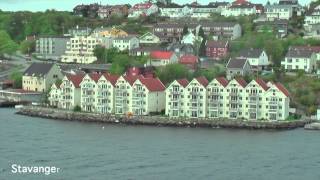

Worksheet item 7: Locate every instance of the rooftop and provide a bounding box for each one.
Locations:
[24,63,55,77]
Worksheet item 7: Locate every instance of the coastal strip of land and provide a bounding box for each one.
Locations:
[15,106,316,130]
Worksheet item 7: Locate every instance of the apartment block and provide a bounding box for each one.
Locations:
[165,77,290,121]
[61,36,98,64]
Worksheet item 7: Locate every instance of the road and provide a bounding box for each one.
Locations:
[0,53,41,80]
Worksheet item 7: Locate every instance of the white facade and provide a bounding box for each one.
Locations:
[139,32,160,44]
[159,6,193,18]
[165,78,290,121]
[181,32,203,45]
[58,75,82,110]
[265,5,293,21]
[113,36,139,51]
[128,4,158,18]
[149,53,179,67]
[304,6,320,31]
[61,36,98,64]
[221,6,256,17]
[281,52,317,73]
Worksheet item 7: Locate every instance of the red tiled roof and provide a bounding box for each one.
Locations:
[103,73,119,86]
[235,78,247,88]
[124,75,140,85]
[216,77,229,87]
[196,76,209,87]
[255,78,269,91]
[233,0,249,5]
[179,55,198,64]
[89,73,102,82]
[150,51,174,60]
[67,74,85,88]
[139,76,165,92]
[275,83,290,97]
[176,78,189,87]
[132,2,153,10]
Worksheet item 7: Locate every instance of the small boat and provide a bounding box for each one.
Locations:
[15,105,24,109]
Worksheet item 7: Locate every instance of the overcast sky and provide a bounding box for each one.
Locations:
[0,0,313,12]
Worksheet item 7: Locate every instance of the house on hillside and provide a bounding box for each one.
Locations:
[237,48,269,70]
[226,58,252,80]
[149,51,178,67]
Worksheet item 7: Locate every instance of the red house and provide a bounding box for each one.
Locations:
[179,54,199,70]
[206,40,229,60]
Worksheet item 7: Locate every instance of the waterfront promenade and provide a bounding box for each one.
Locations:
[16,106,314,130]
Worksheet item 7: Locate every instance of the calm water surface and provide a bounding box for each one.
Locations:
[0,108,320,180]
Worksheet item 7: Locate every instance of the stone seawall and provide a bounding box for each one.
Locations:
[16,106,314,130]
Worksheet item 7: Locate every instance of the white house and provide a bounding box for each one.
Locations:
[281,47,317,73]
[128,2,158,18]
[181,32,203,45]
[113,36,139,51]
[149,51,178,67]
[237,48,269,69]
[159,5,193,18]
[265,4,293,21]
[226,58,252,80]
[139,32,160,44]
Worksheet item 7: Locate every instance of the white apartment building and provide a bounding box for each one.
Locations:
[165,79,189,117]
[61,36,98,64]
[265,4,293,21]
[48,83,61,107]
[184,77,209,118]
[166,77,290,121]
[58,74,84,110]
[113,36,139,51]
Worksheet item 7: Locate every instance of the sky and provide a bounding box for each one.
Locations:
[0,0,313,11]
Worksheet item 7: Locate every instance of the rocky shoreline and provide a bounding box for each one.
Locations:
[16,106,315,130]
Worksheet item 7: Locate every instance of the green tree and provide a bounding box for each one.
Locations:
[0,30,18,56]
[94,45,108,63]
[19,40,35,54]
[9,70,22,88]
[156,64,191,85]
[109,54,131,75]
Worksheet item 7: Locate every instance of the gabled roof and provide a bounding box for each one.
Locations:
[255,78,269,91]
[275,83,290,97]
[176,78,189,87]
[235,78,247,88]
[24,63,55,77]
[179,54,198,64]
[286,48,314,58]
[196,76,209,87]
[238,48,264,58]
[150,51,174,60]
[123,75,140,85]
[138,77,166,92]
[102,73,119,86]
[139,32,159,39]
[67,74,85,88]
[88,73,102,82]
[216,77,229,87]
[226,58,248,69]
